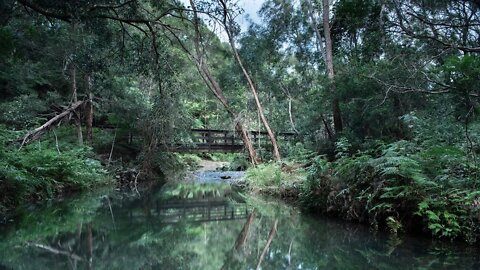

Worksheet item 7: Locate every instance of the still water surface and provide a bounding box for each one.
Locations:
[0,172,479,269]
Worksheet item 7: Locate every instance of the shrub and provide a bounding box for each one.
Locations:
[0,126,109,211]
[245,163,285,187]
[300,140,480,242]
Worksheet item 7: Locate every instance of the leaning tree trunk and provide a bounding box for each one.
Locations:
[219,0,281,161]
[71,65,83,145]
[189,0,259,165]
[85,73,93,143]
[228,40,282,162]
[197,60,259,166]
[322,0,343,133]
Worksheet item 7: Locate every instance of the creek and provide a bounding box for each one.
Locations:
[0,167,479,269]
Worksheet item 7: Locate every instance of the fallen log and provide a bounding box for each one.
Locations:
[26,242,83,261]
[19,101,85,149]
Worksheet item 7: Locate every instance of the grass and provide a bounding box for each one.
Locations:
[243,162,306,199]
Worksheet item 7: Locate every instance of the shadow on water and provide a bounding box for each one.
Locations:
[0,176,479,270]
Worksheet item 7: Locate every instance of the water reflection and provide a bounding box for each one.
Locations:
[0,183,479,270]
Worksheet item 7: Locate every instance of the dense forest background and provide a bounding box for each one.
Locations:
[0,0,479,241]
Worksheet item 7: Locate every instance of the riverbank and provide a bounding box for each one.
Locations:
[235,162,305,202]
[239,157,480,245]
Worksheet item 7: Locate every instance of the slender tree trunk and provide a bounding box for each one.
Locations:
[85,73,93,143]
[379,0,386,48]
[305,0,326,61]
[288,98,299,134]
[236,122,259,165]
[227,38,282,162]
[218,0,281,161]
[71,65,83,145]
[321,114,333,140]
[197,60,259,165]
[189,0,259,165]
[322,0,343,133]
[322,0,334,79]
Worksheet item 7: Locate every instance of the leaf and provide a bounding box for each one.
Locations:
[426,210,440,222]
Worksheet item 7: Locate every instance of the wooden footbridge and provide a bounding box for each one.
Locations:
[172,128,296,153]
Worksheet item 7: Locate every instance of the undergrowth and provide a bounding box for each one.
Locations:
[300,139,480,243]
[0,126,110,213]
[244,163,305,199]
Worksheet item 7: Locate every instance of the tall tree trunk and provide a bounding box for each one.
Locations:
[189,0,259,165]
[85,73,93,143]
[322,0,343,133]
[305,0,326,61]
[219,0,281,162]
[379,0,386,48]
[71,65,83,145]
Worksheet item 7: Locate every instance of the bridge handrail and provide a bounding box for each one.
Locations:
[190,128,296,136]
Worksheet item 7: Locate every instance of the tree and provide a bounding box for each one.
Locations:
[216,0,282,161]
[175,0,260,165]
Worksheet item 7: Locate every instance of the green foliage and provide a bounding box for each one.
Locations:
[245,163,285,187]
[0,127,109,211]
[335,137,353,158]
[228,154,250,171]
[284,142,316,163]
[441,55,480,119]
[244,162,305,198]
[300,139,480,242]
[0,94,57,128]
[175,153,202,169]
[300,156,332,209]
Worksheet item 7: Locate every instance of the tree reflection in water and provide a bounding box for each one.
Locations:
[0,183,479,269]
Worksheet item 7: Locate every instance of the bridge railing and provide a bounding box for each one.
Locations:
[189,129,242,152]
[173,128,296,152]
[192,129,239,144]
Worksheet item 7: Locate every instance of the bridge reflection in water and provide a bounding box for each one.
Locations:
[155,199,250,224]
[127,184,251,224]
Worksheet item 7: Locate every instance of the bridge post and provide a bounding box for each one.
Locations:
[206,130,212,150]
